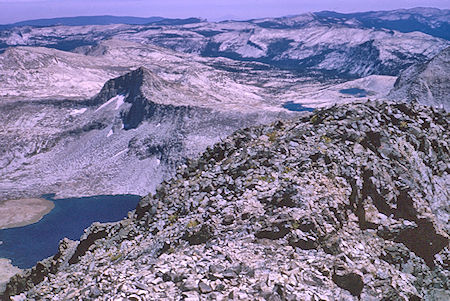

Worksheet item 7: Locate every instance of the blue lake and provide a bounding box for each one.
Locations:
[0,194,141,268]
[339,88,368,97]
[282,101,315,112]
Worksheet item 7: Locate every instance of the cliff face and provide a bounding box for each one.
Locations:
[4,101,449,300]
[388,47,450,111]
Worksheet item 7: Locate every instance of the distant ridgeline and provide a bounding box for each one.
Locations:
[0,8,448,77]
[315,9,450,41]
[1,16,203,28]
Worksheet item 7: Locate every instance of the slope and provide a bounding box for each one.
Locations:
[4,101,449,300]
[388,47,450,111]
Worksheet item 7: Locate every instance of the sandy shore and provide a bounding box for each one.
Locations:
[0,198,54,293]
[0,198,55,230]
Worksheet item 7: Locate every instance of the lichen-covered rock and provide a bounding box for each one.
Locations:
[4,101,449,300]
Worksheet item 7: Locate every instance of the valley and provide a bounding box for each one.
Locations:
[0,38,403,200]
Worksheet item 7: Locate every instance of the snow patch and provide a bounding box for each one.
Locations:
[69,108,87,116]
[107,129,113,137]
[115,95,125,110]
[95,95,125,113]
[112,149,128,158]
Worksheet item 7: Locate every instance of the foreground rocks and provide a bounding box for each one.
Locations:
[3,101,449,300]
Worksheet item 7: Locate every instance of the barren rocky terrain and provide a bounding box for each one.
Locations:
[4,101,448,300]
[0,8,449,300]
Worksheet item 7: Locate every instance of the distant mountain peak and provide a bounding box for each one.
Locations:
[90,67,166,106]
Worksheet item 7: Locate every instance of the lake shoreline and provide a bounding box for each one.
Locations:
[0,198,55,230]
[0,194,141,269]
[0,258,22,294]
[0,194,141,293]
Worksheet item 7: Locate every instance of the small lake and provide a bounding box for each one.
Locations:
[282,101,315,112]
[339,88,368,97]
[0,194,141,268]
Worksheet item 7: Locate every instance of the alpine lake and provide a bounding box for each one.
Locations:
[0,194,141,268]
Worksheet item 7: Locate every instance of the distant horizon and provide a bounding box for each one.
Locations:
[2,6,450,26]
[1,0,449,24]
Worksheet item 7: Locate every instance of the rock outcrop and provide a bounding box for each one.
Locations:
[389,47,450,111]
[3,101,449,300]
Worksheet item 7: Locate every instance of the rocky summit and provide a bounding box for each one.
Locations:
[3,101,449,300]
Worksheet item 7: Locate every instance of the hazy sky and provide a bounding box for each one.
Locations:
[1,0,449,24]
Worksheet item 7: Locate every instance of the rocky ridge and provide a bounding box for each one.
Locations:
[388,47,450,111]
[4,101,449,300]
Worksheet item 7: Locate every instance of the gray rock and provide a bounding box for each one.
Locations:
[181,278,198,292]
[222,269,238,279]
[89,285,101,297]
[198,281,213,294]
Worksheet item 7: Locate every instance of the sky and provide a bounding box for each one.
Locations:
[1,0,449,24]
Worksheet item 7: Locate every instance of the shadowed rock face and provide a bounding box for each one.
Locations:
[5,101,448,300]
[90,67,150,106]
[389,47,450,111]
[91,67,186,130]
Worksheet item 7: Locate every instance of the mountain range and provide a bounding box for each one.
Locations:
[0,7,450,298]
[3,8,449,39]
[0,16,204,28]
[1,8,449,77]
[0,8,449,202]
[315,7,450,40]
